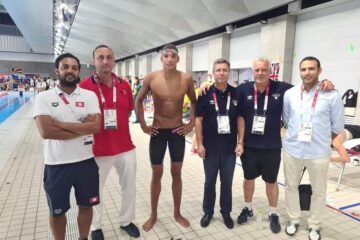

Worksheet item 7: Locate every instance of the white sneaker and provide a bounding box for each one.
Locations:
[285,221,299,236]
[308,227,321,240]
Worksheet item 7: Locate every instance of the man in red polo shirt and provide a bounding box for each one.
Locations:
[79,45,140,239]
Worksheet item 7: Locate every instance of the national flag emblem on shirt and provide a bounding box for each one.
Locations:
[270,62,280,81]
[75,101,85,107]
[89,196,99,203]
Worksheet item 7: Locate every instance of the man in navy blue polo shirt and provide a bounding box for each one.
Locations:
[237,57,291,233]
[236,57,334,234]
[195,58,243,229]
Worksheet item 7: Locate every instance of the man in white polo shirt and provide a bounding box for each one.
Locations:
[34,53,102,240]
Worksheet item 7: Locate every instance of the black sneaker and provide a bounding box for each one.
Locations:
[222,215,234,229]
[237,207,253,224]
[120,223,140,238]
[200,214,213,228]
[91,229,104,240]
[268,213,281,234]
[308,227,321,240]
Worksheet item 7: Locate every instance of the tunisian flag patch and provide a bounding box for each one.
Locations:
[75,101,85,107]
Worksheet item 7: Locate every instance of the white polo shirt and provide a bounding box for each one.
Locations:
[33,85,101,165]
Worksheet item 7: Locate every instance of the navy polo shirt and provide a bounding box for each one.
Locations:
[237,80,292,149]
[196,85,240,155]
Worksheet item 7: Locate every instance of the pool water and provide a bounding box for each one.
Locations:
[0,92,33,124]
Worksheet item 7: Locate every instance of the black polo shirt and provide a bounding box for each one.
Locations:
[196,85,239,155]
[237,80,292,149]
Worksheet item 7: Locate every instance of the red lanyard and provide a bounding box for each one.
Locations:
[93,74,117,108]
[300,84,320,121]
[59,92,69,104]
[57,90,81,121]
[254,82,270,115]
[212,91,231,114]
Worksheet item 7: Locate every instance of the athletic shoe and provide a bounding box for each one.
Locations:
[285,221,299,236]
[237,207,253,224]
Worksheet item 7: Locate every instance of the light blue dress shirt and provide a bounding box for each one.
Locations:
[283,82,344,159]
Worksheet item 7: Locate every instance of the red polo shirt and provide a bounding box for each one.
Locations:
[80,74,135,156]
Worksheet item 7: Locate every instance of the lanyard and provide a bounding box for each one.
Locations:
[300,83,321,122]
[93,74,117,108]
[57,89,82,122]
[212,91,231,115]
[253,82,270,115]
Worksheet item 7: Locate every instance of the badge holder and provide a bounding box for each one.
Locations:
[217,115,230,134]
[251,115,266,135]
[104,109,118,130]
[297,122,312,142]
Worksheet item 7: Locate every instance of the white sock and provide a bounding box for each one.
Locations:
[245,202,252,210]
[269,206,277,215]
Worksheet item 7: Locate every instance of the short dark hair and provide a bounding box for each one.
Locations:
[161,44,178,54]
[55,53,81,70]
[212,58,230,72]
[93,44,113,57]
[300,56,321,69]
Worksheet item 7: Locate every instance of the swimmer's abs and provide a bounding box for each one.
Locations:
[152,114,184,128]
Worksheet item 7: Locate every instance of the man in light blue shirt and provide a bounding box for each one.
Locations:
[282,56,344,240]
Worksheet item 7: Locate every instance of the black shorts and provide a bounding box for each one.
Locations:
[149,127,185,165]
[345,124,360,138]
[240,147,281,183]
[43,158,100,216]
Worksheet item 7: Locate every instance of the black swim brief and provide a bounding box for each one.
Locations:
[149,127,185,165]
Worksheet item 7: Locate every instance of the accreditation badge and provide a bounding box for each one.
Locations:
[251,115,266,135]
[83,135,93,145]
[217,115,230,134]
[297,122,312,142]
[104,109,118,130]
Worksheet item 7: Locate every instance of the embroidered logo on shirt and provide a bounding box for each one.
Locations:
[272,93,281,100]
[51,102,59,107]
[75,101,85,107]
[209,100,215,105]
[120,90,127,95]
[232,100,238,106]
[247,95,253,100]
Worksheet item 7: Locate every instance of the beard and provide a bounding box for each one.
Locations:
[59,74,80,87]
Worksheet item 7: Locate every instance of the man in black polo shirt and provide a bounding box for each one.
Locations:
[195,58,243,229]
[236,57,334,234]
[237,57,292,234]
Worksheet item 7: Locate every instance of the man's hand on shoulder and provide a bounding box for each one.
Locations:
[198,82,212,96]
[320,79,335,91]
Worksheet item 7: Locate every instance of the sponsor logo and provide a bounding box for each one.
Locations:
[75,101,85,107]
[232,100,238,106]
[51,102,59,107]
[272,93,281,100]
[209,100,215,105]
[54,209,62,215]
[89,196,99,203]
[247,95,253,100]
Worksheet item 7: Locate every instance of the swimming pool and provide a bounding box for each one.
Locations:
[0,92,33,124]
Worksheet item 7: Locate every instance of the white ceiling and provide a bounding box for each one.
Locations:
[3,0,294,63]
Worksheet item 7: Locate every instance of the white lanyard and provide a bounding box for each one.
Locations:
[93,74,117,108]
[212,91,231,115]
[300,83,320,122]
[56,88,82,122]
[254,82,270,115]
